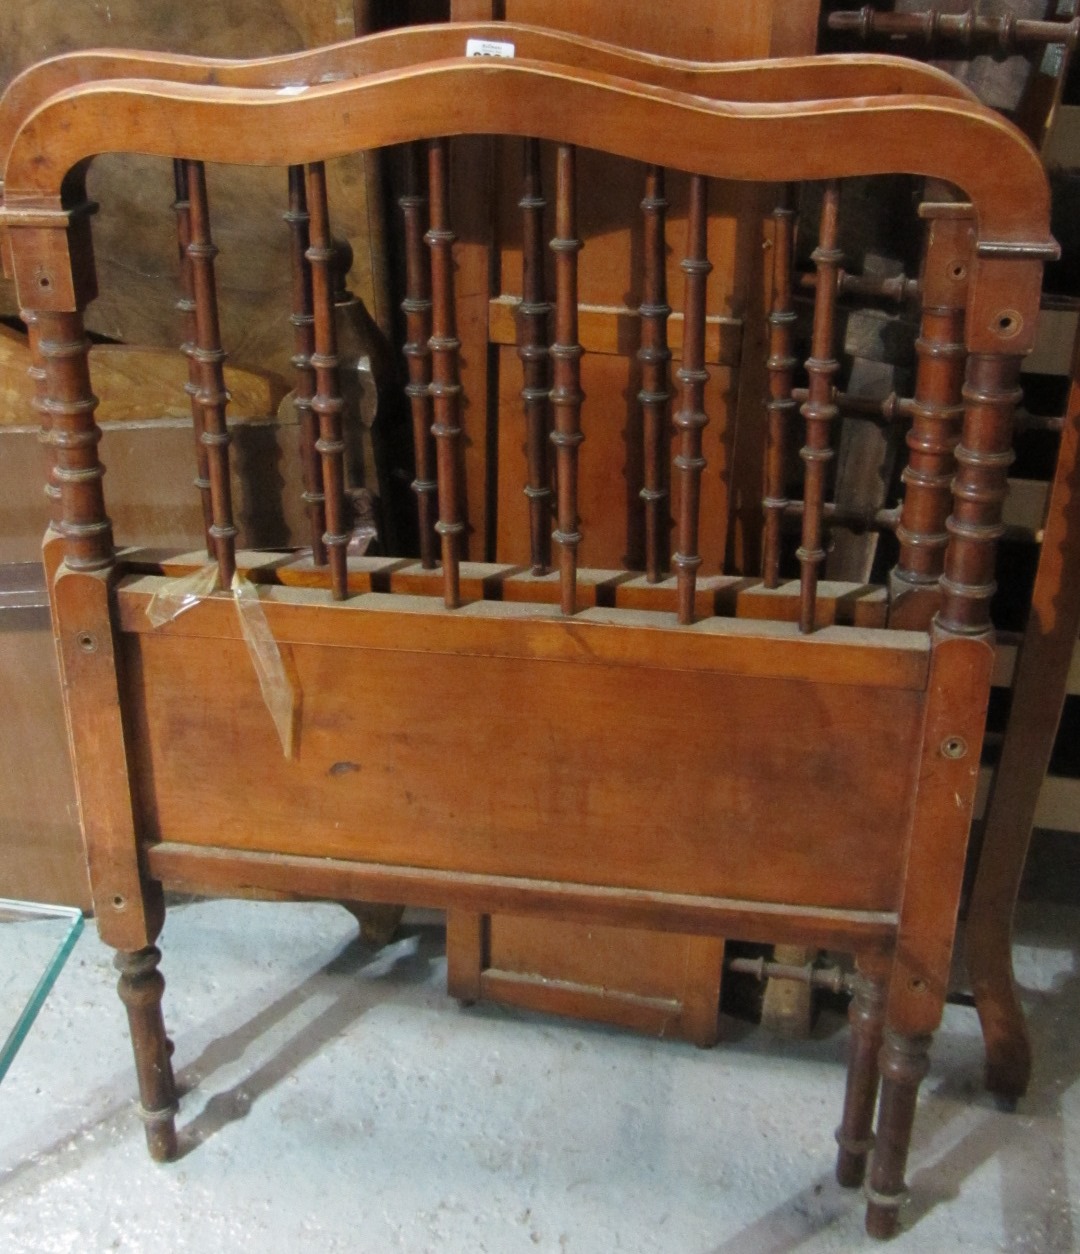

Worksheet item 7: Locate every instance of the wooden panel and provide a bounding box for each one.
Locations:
[148,840,899,951]
[122,611,924,912]
[114,577,932,691]
[447,908,723,1044]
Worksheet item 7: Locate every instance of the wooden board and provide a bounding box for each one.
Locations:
[447,908,725,1045]
[119,591,925,914]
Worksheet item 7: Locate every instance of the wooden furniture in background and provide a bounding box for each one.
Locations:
[0,30,1054,1237]
[967,312,1080,1103]
[825,0,1080,1100]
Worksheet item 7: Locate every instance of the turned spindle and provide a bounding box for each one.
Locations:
[638,165,673,584]
[938,352,1023,636]
[36,311,113,571]
[400,145,439,570]
[173,160,214,557]
[115,946,179,1163]
[550,144,584,616]
[893,207,971,604]
[865,1031,932,1239]
[23,309,63,530]
[827,6,1079,55]
[797,182,842,635]
[285,164,328,566]
[762,186,797,589]
[835,966,887,1189]
[304,160,350,599]
[426,138,465,608]
[185,160,237,589]
[519,138,553,576]
[672,175,711,626]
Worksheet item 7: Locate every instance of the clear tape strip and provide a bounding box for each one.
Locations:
[145,563,296,758]
[231,571,295,758]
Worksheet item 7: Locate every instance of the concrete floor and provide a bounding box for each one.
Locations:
[1,898,1078,1253]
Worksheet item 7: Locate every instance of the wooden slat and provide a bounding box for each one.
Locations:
[114,574,930,691]
[148,841,899,952]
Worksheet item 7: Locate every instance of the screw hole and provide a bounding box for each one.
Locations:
[941,735,968,760]
[112,894,126,910]
[909,977,927,994]
[993,310,1022,338]
[76,631,97,653]
[37,275,51,289]
[949,262,967,280]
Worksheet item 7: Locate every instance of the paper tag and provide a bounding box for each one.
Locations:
[465,38,515,59]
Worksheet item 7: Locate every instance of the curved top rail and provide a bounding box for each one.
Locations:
[2,58,1047,245]
[0,21,977,165]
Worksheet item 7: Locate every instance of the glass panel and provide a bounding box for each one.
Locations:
[0,898,84,1084]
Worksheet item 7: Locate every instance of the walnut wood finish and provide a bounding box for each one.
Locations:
[399,145,438,571]
[797,183,841,635]
[426,138,465,609]
[184,161,237,590]
[638,166,672,584]
[550,145,584,616]
[284,164,327,567]
[2,46,1053,1239]
[518,138,552,576]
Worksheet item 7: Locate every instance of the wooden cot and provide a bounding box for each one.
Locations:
[0,27,1055,1238]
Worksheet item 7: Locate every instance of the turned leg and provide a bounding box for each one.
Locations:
[115,946,179,1162]
[865,1031,931,1239]
[835,967,887,1188]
